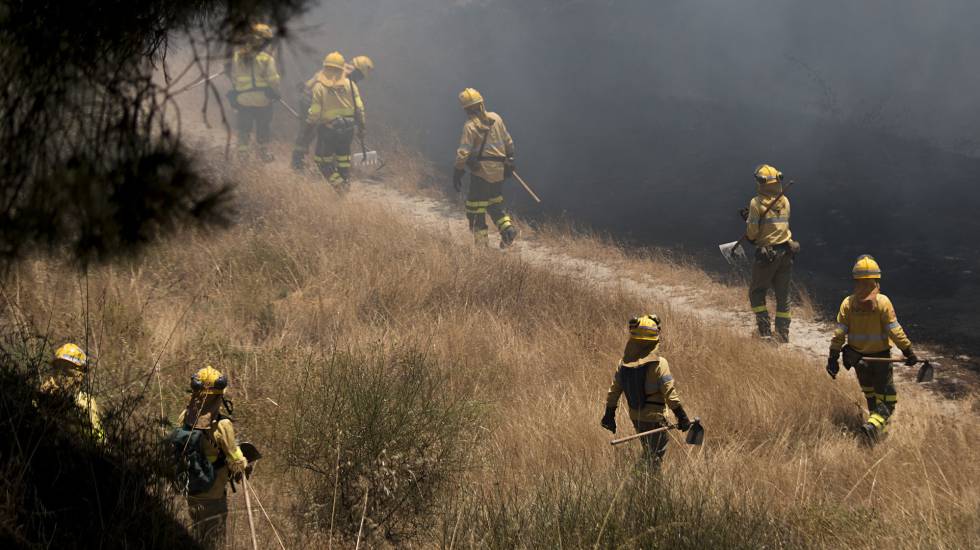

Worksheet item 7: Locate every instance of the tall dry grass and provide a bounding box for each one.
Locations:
[3,158,978,548]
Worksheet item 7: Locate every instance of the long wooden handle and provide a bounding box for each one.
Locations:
[243,478,260,550]
[278,98,300,119]
[740,180,795,241]
[860,356,938,364]
[512,171,542,203]
[173,70,225,95]
[610,425,673,446]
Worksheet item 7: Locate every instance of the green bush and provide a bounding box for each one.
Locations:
[281,348,480,545]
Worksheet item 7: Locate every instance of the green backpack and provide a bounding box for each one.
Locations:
[169,425,224,496]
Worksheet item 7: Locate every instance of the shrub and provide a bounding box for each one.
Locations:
[280,348,480,545]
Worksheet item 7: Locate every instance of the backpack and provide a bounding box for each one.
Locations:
[618,362,654,410]
[169,424,225,496]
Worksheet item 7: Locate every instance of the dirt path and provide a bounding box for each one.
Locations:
[185,120,964,402]
[350,180,835,352]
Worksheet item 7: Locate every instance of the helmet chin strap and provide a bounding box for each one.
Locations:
[222,396,234,415]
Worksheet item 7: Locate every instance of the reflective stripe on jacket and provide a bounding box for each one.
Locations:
[605,354,682,423]
[830,293,913,354]
[230,50,280,107]
[746,194,791,247]
[455,112,514,183]
[307,73,365,126]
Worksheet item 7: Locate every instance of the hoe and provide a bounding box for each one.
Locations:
[859,356,937,383]
[610,417,705,446]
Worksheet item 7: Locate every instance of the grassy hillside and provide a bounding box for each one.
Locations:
[4,156,978,548]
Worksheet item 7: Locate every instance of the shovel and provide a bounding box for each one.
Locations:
[719,180,796,265]
[610,417,705,446]
[860,356,937,383]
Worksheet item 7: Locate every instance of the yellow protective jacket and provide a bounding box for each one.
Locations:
[605,352,682,423]
[830,293,913,354]
[177,409,247,500]
[40,375,104,442]
[228,49,280,108]
[307,72,365,126]
[746,194,792,247]
[455,112,515,183]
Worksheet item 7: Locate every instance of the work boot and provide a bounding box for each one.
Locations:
[754,312,772,339]
[291,150,305,171]
[474,230,489,247]
[338,176,352,195]
[860,422,879,446]
[258,147,275,164]
[499,225,518,249]
[774,318,791,344]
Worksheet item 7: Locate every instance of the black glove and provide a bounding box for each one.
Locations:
[453,168,465,193]
[827,349,841,379]
[738,207,750,221]
[504,158,516,179]
[673,406,691,432]
[841,345,861,370]
[903,347,919,366]
[600,407,617,434]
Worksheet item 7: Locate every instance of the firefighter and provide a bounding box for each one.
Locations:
[600,315,693,467]
[826,255,917,443]
[176,366,248,548]
[39,343,104,442]
[306,51,364,189]
[453,88,518,248]
[292,55,374,171]
[226,23,281,163]
[743,164,800,342]
[345,55,375,83]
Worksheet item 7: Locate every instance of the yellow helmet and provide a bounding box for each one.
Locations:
[53,343,88,370]
[191,365,228,395]
[754,164,783,186]
[852,254,882,280]
[252,23,274,40]
[350,55,374,77]
[459,88,484,109]
[628,315,661,342]
[323,51,346,70]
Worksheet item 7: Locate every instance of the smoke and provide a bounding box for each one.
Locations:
[281,1,980,352]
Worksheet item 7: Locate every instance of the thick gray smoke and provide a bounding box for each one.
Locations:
[280,1,980,353]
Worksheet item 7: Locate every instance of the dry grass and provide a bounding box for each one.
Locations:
[3,157,979,549]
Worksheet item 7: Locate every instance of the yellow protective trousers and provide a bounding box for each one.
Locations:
[466,175,512,245]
